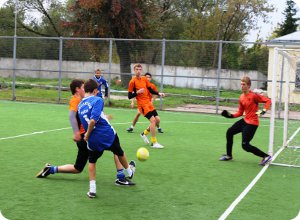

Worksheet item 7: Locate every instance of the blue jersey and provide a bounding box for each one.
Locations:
[92,75,109,98]
[78,95,115,152]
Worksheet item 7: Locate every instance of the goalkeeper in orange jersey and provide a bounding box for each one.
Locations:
[220,76,272,166]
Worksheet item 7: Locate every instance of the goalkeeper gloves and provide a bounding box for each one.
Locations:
[221,110,233,118]
[256,108,267,116]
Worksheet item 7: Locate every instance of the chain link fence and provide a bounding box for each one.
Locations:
[0,36,296,113]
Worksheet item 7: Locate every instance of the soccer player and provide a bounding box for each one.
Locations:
[128,64,165,149]
[36,79,128,187]
[93,69,109,98]
[126,72,164,133]
[220,76,272,166]
[78,79,136,198]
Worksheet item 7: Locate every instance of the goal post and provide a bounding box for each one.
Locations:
[268,47,300,168]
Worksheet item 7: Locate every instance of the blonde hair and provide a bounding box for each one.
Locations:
[133,63,142,70]
[241,76,251,86]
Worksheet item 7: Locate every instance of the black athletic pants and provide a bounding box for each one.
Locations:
[226,119,268,158]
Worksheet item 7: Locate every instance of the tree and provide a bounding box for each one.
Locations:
[275,0,299,37]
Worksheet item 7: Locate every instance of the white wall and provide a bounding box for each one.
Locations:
[0,58,266,91]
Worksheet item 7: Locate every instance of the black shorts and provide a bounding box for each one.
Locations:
[74,134,89,172]
[145,110,158,120]
[88,134,124,163]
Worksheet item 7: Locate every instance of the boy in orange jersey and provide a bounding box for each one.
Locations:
[220,76,272,166]
[128,64,165,149]
[126,72,164,133]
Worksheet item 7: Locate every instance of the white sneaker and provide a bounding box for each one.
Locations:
[140,133,150,144]
[151,142,164,149]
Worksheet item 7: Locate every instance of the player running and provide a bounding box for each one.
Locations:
[126,72,164,133]
[128,64,165,149]
[220,76,272,165]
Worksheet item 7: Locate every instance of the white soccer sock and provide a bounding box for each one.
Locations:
[89,180,96,193]
[130,125,134,129]
[126,167,133,177]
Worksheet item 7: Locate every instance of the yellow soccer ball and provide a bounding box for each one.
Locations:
[136,147,149,161]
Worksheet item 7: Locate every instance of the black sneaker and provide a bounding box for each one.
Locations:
[128,160,136,179]
[36,163,51,178]
[115,178,136,186]
[87,192,96,198]
[157,128,164,133]
[126,127,133,132]
[219,155,233,161]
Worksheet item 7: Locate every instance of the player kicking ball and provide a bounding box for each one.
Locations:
[78,79,136,198]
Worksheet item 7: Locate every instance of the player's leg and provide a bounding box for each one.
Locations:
[220,119,244,161]
[36,137,88,177]
[241,124,271,165]
[147,112,164,148]
[87,150,103,198]
[127,110,141,132]
[153,111,163,133]
[110,134,136,185]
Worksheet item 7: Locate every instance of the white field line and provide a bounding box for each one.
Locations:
[219,126,300,220]
[0,120,274,141]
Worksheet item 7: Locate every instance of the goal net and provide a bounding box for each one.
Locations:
[268,48,300,168]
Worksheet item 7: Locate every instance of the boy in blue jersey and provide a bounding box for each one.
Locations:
[78,79,136,198]
[92,69,109,98]
[36,79,129,187]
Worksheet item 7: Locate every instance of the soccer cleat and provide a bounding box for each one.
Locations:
[157,128,164,133]
[87,192,96,198]
[260,155,272,166]
[219,155,233,161]
[140,132,150,144]
[151,142,164,149]
[115,178,136,186]
[36,163,52,178]
[128,160,136,179]
[126,127,133,132]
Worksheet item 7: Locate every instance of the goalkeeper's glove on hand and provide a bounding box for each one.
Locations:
[221,110,233,118]
[256,108,267,116]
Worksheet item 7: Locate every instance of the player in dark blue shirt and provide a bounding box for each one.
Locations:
[92,69,109,98]
[78,79,136,198]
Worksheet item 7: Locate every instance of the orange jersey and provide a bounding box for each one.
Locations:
[232,91,271,126]
[128,76,154,106]
[147,82,157,101]
[69,95,85,134]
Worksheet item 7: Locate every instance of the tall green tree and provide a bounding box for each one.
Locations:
[275,0,299,37]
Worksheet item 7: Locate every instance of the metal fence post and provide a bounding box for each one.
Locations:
[160,38,166,110]
[108,38,113,100]
[215,40,223,114]
[58,36,63,103]
[12,35,17,101]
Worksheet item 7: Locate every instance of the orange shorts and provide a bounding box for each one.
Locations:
[138,102,155,116]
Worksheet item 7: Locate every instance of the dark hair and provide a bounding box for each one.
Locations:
[84,79,98,93]
[144,72,152,77]
[70,79,84,95]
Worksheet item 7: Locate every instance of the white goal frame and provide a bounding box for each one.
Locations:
[268,47,300,168]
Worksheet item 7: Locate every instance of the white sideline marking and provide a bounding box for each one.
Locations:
[0,120,269,141]
[0,127,70,141]
[219,127,300,220]
[0,211,9,220]
[218,164,271,220]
